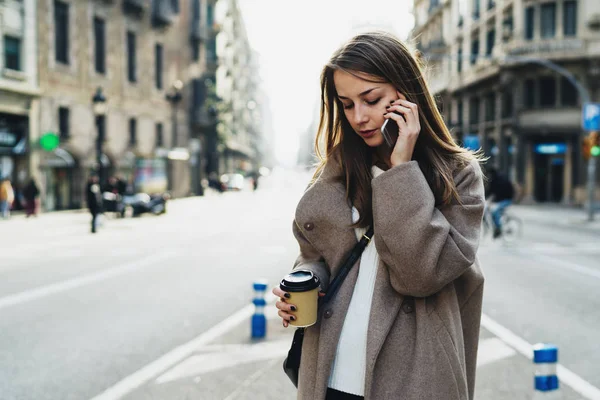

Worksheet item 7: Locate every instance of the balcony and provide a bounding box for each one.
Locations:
[505,38,585,59]
[152,0,176,27]
[190,19,209,41]
[123,0,146,15]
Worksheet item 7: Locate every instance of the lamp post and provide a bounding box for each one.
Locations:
[92,87,107,186]
[166,80,183,148]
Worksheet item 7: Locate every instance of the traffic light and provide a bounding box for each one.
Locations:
[583,132,599,160]
[591,132,600,157]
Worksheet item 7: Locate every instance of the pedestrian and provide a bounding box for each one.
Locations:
[0,176,15,219]
[272,31,486,400]
[485,167,515,239]
[85,175,103,233]
[23,178,40,217]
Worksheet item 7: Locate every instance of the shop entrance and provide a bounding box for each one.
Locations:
[533,143,565,203]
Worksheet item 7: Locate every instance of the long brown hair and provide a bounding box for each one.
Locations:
[313,31,483,228]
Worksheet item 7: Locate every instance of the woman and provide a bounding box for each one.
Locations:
[272,31,485,400]
[23,178,40,217]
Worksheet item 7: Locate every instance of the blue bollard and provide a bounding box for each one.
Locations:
[251,280,268,339]
[533,343,560,399]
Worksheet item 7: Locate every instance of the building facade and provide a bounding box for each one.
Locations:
[35,0,218,211]
[214,0,263,176]
[413,0,600,205]
[0,0,39,209]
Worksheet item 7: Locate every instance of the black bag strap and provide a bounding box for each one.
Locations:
[319,226,374,306]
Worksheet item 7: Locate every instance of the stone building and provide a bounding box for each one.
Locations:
[412,0,600,205]
[0,0,38,202]
[35,0,217,210]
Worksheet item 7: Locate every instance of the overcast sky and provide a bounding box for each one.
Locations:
[237,0,415,166]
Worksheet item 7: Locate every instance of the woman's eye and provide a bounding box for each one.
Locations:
[343,103,353,110]
[366,98,381,106]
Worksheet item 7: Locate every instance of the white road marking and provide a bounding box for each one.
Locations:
[90,293,278,400]
[517,250,600,280]
[476,337,517,367]
[0,251,174,311]
[154,339,291,384]
[481,313,600,400]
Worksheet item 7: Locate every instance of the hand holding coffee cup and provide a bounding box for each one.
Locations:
[273,270,321,328]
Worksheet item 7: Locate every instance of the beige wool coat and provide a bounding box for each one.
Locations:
[291,159,485,400]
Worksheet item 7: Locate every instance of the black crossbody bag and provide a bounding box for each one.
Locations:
[282,226,374,388]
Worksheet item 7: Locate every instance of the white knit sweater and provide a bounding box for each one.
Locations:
[328,166,384,396]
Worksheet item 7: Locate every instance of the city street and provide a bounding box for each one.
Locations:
[1,168,599,400]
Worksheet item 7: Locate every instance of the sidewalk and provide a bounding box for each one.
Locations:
[510,204,600,234]
[118,304,586,400]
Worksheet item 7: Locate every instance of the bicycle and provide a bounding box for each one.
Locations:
[481,201,523,244]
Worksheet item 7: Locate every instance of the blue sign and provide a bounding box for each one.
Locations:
[463,134,480,150]
[582,103,600,131]
[534,143,567,155]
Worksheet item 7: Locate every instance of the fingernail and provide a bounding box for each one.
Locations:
[290,306,297,311]
[283,321,286,327]
[290,316,296,321]
[284,293,290,298]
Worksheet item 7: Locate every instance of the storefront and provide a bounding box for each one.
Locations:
[134,157,168,194]
[0,112,29,210]
[39,147,82,210]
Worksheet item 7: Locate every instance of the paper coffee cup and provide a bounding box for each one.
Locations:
[280,270,320,327]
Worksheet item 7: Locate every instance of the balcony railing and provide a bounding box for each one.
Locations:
[152,0,175,27]
[505,38,585,57]
[123,0,146,14]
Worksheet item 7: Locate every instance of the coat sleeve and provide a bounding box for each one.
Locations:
[372,160,485,297]
[292,220,331,292]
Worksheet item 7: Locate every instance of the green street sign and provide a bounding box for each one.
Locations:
[40,132,59,151]
[592,146,600,157]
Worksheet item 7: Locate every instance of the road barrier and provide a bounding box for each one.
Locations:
[251,280,268,338]
[533,343,559,398]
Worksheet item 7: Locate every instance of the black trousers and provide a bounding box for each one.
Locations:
[325,388,364,400]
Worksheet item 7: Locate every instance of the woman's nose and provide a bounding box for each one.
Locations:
[352,106,369,125]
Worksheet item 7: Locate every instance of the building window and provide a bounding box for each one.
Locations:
[4,36,21,71]
[469,97,480,125]
[523,79,535,108]
[485,93,495,121]
[171,0,179,13]
[127,31,137,83]
[525,6,535,40]
[58,107,70,139]
[472,0,480,19]
[561,77,578,106]
[156,123,163,147]
[55,0,69,64]
[94,17,106,74]
[563,0,577,37]
[457,100,463,125]
[541,3,556,39]
[457,47,463,73]
[487,0,495,10]
[539,77,556,107]
[129,118,137,146]
[470,39,479,65]
[486,29,495,56]
[502,91,513,118]
[155,44,163,90]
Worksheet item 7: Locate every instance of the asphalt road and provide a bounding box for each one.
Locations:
[1,167,599,400]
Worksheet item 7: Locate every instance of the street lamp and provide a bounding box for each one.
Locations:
[166,80,183,148]
[92,87,107,185]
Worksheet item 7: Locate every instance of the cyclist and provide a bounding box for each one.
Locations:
[485,167,515,239]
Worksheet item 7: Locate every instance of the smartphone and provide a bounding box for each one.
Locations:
[381,115,399,148]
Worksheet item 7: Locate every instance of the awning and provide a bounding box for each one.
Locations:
[39,148,77,168]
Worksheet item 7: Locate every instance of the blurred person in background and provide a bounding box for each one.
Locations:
[0,176,15,219]
[273,31,485,400]
[86,175,103,233]
[485,167,515,239]
[23,178,40,217]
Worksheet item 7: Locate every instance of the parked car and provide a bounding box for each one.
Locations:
[220,173,245,191]
[123,192,170,217]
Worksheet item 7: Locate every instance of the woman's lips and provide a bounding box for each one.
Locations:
[359,129,377,138]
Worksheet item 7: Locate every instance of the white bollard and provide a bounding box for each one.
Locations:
[533,343,560,399]
[251,280,268,339]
